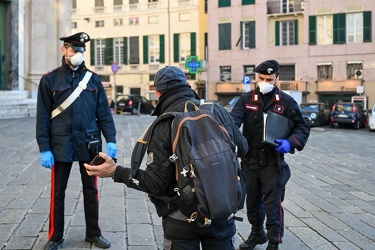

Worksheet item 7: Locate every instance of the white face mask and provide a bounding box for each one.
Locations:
[69,52,84,66]
[258,82,274,94]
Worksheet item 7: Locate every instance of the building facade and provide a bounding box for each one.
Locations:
[72,0,208,103]
[208,0,375,110]
[0,0,71,96]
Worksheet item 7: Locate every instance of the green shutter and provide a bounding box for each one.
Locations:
[174,33,179,63]
[143,36,148,64]
[363,11,372,42]
[219,0,231,8]
[90,39,95,65]
[159,35,165,64]
[242,0,255,5]
[123,37,128,65]
[190,32,196,56]
[104,38,113,65]
[294,20,298,45]
[333,13,346,44]
[309,16,317,45]
[219,23,231,50]
[275,21,280,46]
[249,21,256,48]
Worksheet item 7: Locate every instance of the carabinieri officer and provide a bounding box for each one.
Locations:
[230,60,310,250]
[36,32,117,250]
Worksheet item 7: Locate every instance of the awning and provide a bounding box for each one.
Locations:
[317,62,333,66]
[316,91,356,95]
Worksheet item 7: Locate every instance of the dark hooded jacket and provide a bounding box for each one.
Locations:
[114,85,248,216]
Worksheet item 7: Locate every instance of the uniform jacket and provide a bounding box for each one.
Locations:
[230,87,310,153]
[36,59,116,162]
[123,86,248,216]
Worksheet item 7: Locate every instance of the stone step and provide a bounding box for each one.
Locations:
[0,91,37,119]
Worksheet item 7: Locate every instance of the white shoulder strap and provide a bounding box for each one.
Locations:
[51,71,93,119]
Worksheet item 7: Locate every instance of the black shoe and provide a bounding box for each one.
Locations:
[239,231,267,250]
[43,239,64,250]
[85,235,111,249]
[266,241,279,250]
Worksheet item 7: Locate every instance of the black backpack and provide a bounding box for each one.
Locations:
[131,101,246,227]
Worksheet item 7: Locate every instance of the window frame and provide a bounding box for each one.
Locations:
[95,39,106,66]
[317,63,333,80]
[149,35,160,64]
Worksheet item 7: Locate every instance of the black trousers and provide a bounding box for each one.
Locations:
[162,216,236,250]
[242,160,291,244]
[48,161,101,241]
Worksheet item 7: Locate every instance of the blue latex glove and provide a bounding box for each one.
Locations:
[275,139,291,153]
[41,151,54,169]
[106,142,117,158]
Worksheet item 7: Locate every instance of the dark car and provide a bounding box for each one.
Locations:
[299,102,330,127]
[116,95,155,115]
[329,102,366,129]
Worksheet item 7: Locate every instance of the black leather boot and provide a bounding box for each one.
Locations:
[266,241,279,250]
[239,230,267,250]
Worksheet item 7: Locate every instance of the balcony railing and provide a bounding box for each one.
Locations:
[267,0,304,15]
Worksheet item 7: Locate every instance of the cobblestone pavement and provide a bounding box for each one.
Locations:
[0,115,374,249]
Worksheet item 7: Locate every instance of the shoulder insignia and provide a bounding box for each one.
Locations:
[43,68,58,76]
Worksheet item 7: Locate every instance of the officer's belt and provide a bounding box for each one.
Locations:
[51,71,93,119]
[244,148,277,166]
[248,148,275,157]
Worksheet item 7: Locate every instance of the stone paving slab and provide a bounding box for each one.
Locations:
[0,116,375,249]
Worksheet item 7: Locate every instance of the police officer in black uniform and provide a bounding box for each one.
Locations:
[230,60,310,250]
[36,32,117,250]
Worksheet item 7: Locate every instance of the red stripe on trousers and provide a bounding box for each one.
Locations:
[48,165,55,240]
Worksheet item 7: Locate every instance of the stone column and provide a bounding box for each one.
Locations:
[26,0,71,98]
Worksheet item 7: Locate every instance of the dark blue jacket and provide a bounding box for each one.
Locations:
[36,59,116,162]
[230,87,310,152]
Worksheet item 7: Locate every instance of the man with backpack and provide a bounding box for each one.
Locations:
[84,66,248,250]
[230,60,310,250]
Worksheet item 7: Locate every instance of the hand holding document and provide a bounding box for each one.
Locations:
[262,112,295,147]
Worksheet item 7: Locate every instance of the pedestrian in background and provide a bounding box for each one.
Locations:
[36,32,117,250]
[230,60,310,250]
[84,66,248,250]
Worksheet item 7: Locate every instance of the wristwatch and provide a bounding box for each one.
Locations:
[110,171,115,180]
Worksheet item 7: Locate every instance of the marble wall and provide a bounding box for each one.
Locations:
[7,0,71,97]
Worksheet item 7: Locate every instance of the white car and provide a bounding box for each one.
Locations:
[369,104,375,131]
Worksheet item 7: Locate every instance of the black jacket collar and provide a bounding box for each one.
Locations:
[153,86,200,116]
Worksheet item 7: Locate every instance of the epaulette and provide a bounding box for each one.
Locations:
[43,67,59,76]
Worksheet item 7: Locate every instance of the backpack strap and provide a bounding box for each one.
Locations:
[130,113,176,178]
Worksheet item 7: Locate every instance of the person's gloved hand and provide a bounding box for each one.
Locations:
[275,139,291,153]
[106,142,117,158]
[41,151,54,169]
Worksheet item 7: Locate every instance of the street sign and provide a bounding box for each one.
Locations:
[185,56,202,74]
[243,76,251,92]
[243,76,251,85]
[111,62,119,74]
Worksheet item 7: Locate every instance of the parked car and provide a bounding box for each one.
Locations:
[299,102,330,127]
[116,95,155,115]
[368,104,375,132]
[225,96,240,111]
[329,102,366,129]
